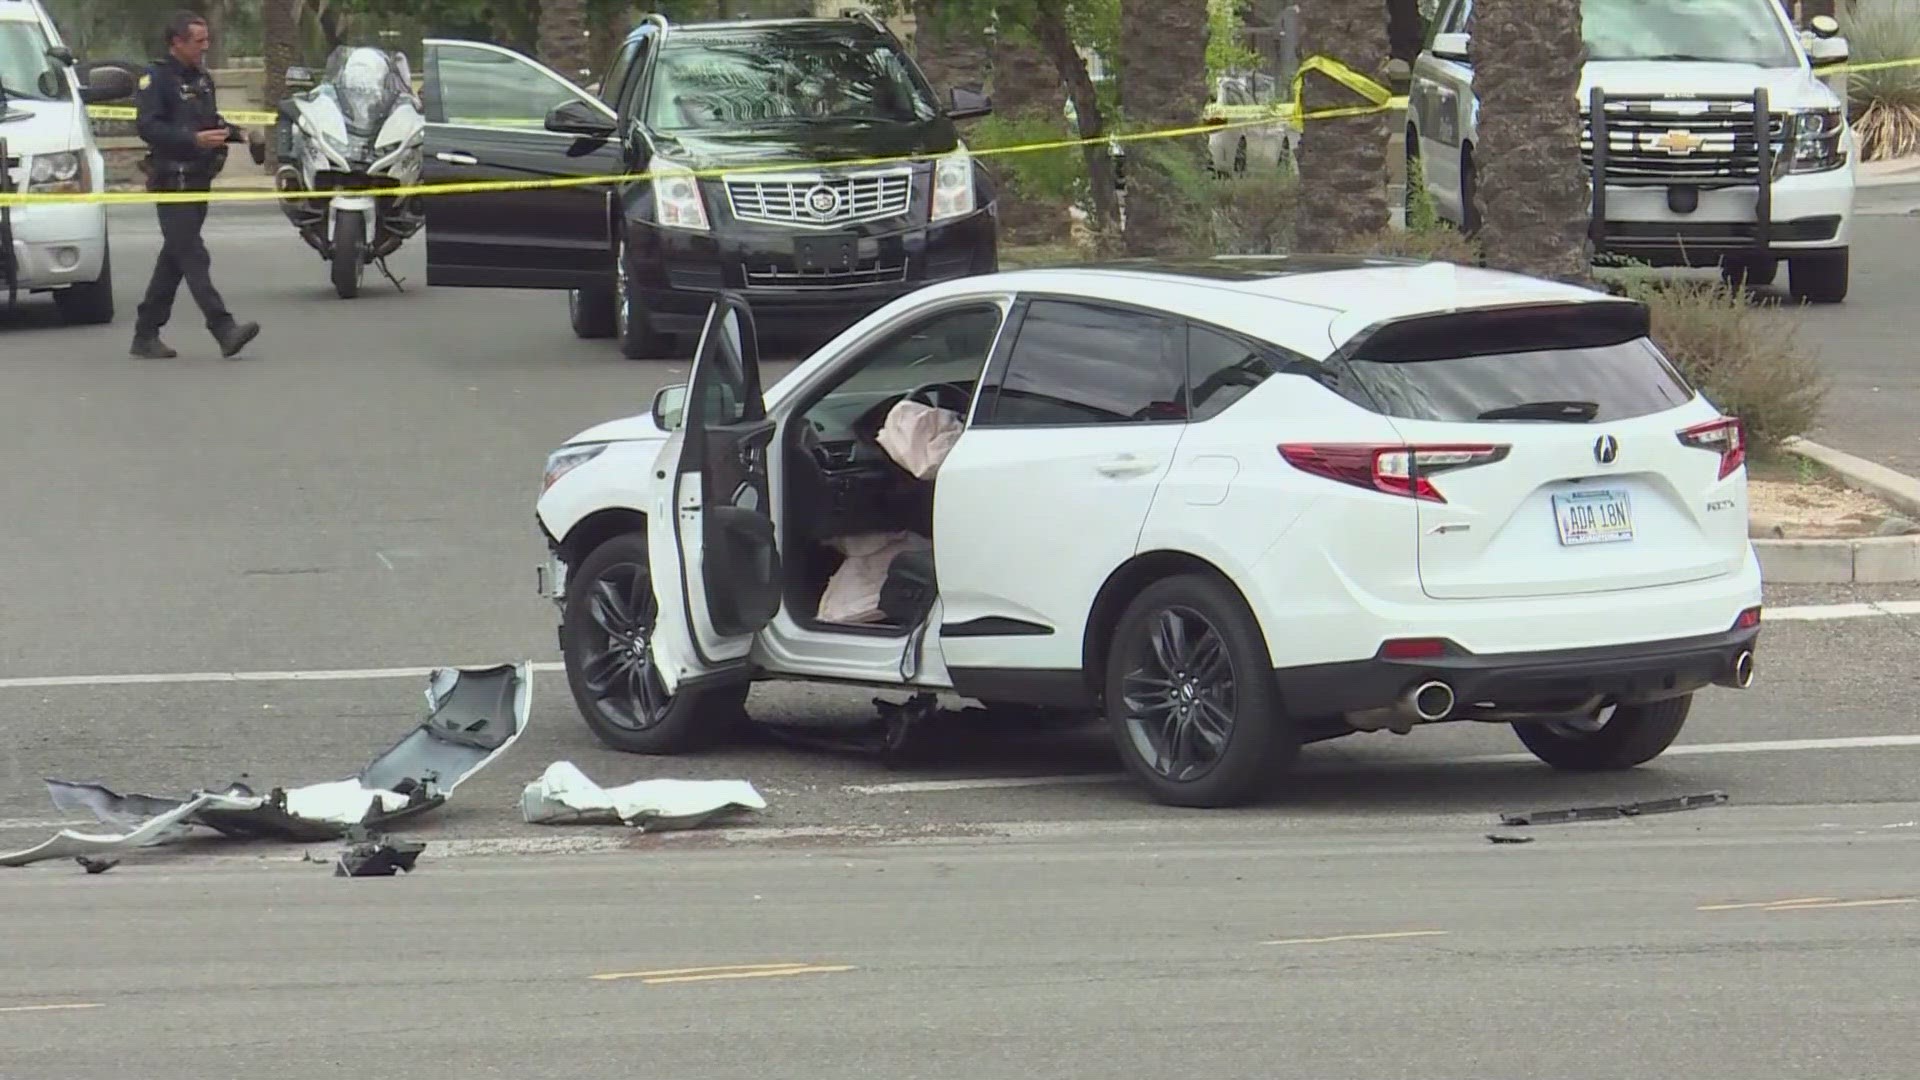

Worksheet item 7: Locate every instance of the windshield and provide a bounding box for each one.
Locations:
[322,45,407,136]
[645,29,938,131]
[1582,0,1801,66]
[0,21,67,105]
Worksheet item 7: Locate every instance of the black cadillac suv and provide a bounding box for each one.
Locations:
[416,12,1000,357]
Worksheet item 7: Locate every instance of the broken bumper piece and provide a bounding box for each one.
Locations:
[1,662,532,868]
[520,761,766,831]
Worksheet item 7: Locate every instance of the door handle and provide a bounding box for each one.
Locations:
[434,151,478,165]
[1095,455,1158,478]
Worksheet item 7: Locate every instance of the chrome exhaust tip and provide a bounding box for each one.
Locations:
[1405,680,1456,722]
[1732,650,1755,689]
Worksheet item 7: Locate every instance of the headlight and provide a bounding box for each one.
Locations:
[1777,108,1846,175]
[543,443,610,492]
[651,159,709,231]
[931,146,976,222]
[28,151,85,193]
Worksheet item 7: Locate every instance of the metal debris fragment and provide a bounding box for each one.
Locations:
[1499,790,1729,828]
[520,761,766,831]
[1485,833,1535,845]
[335,838,426,877]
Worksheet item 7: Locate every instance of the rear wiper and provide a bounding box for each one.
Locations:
[1477,400,1600,422]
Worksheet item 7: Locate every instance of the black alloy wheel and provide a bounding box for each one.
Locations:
[576,559,672,733]
[1121,605,1237,783]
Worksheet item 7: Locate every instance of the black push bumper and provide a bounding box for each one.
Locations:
[1275,625,1762,720]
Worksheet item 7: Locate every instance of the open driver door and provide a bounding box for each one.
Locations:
[645,293,784,693]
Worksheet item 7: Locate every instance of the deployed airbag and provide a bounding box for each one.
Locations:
[520,760,766,831]
[0,662,532,867]
[818,531,931,625]
[876,399,963,480]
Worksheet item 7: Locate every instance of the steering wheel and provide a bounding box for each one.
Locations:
[904,381,972,415]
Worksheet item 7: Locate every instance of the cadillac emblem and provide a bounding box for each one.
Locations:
[805,184,841,219]
[1649,129,1705,156]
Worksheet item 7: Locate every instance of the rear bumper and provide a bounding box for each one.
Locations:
[1274,624,1761,719]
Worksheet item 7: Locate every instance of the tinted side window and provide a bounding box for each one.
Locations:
[599,39,639,110]
[1186,325,1274,422]
[433,44,588,128]
[1345,337,1694,423]
[982,300,1185,427]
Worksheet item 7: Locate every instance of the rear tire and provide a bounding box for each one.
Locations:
[1103,574,1298,808]
[332,210,364,299]
[1512,695,1692,771]
[1788,249,1849,304]
[570,285,617,338]
[54,245,114,325]
[1458,145,1482,236]
[561,531,750,755]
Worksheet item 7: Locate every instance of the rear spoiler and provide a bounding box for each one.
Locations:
[1337,300,1653,365]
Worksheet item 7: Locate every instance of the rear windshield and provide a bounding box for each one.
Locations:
[1343,337,1696,424]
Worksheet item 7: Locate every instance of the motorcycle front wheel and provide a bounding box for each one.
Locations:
[332,209,366,299]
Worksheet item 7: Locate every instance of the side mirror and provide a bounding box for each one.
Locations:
[652,384,688,432]
[45,46,75,66]
[1810,14,1841,39]
[77,63,137,104]
[1806,34,1849,65]
[546,97,617,138]
[1431,31,1470,63]
[948,86,992,121]
[285,65,315,91]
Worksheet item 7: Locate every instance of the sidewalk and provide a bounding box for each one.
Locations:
[1856,153,1920,188]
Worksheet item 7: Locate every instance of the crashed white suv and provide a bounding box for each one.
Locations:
[534,257,1763,807]
[1408,0,1856,302]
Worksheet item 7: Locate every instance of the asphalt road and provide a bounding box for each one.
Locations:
[2,201,1918,1076]
[1,804,1915,1078]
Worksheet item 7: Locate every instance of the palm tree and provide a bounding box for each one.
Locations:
[911,0,992,101]
[261,0,300,170]
[1469,0,1591,283]
[538,0,593,84]
[1118,0,1210,255]
[1292,0,1391,252]
[988,18,1071,242]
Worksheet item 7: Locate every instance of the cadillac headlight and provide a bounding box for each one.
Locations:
[543,443,610,492]
[931,146,976,222]
[28,151,85,194]
[1777,108,1846,175]
[651,159,710,231]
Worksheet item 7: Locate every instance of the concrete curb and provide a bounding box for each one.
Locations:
[1751,439,1920,584]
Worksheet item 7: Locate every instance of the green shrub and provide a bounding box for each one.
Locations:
[1176,171,1300,254]
[971,112,1096,215]
[1841,0,1920,160]
[1613,276,1828,454]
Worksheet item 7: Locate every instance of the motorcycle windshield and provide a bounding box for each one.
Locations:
[327,47,403,138]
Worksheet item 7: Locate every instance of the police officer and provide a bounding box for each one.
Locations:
[129,10,261,360]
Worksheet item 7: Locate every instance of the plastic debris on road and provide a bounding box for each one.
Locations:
[0,662,532,868]
[520,761,766,831]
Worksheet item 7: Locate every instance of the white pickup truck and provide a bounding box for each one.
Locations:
[1407,0,1856,302]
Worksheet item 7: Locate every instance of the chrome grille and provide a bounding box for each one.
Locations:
[725,169,914,227]
[743,259,909,290]
[1580,98,1787,184]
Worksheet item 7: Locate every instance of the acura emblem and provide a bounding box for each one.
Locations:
[1594,434,1619,464]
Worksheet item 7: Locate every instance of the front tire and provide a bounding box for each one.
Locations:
[1103,574,1297,808]
[570,285,617,338]
[1512,695,1692,771]
[614,232,674,360]
[1720,255,1779,289]
[561,531,749,754]
[332,209,365,299]
[54,244,114,325]
[1788,249,1849,304]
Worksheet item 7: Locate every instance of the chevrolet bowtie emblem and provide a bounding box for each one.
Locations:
[1650,129,1705,156]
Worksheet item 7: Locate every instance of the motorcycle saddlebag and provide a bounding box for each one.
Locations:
[878,546,937,627]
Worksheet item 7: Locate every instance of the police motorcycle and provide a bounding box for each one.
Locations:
[248,46,424,298]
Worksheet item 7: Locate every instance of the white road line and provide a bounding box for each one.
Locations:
[0,600,1909,692]
[1263,930,1450,947]
[1447,733,1920,766]
[842,774,1121,795]
[0,1003,104,1015]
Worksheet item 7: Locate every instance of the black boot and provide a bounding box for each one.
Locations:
[130,334,177,359]
[213,319,261,359]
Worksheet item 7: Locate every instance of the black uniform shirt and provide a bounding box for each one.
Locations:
[134,56,241,189]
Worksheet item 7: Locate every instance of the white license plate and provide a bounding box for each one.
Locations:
[1553,489,1634,546]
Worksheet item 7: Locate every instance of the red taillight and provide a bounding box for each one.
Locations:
[1278,443,1509,503]
[1733,606,1762,630]
[1678,417,1746,479]
[1380,637,1449,659]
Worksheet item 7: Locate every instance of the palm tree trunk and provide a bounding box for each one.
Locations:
[261,0,299,170]
[1026,5,1121,238]
[989,20,1069,243]
[1292,1,1391,252]
[538,0,592,84]
[1469,0,1592,284]
[1118,0,1209,256]
[911,0,991,99]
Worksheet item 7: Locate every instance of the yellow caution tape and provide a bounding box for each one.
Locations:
[86,103,280,125]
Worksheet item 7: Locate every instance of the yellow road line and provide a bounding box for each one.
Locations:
[0,1002,104,1014]
[1262,930,1450,947]
[1770,897,1917,911]
[1698,897,1840,911]
[592,962,854,984]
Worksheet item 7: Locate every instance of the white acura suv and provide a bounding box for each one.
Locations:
[533,255,1763,808]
